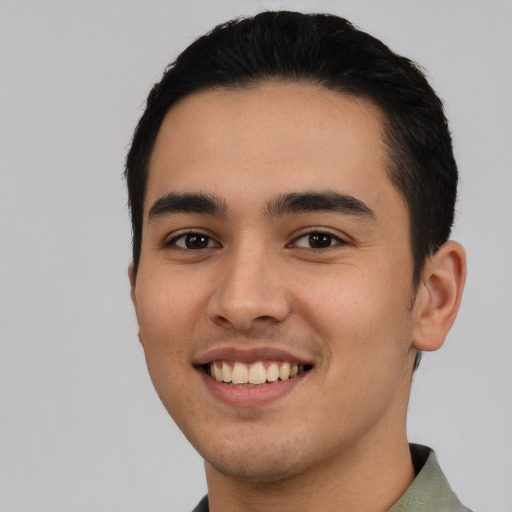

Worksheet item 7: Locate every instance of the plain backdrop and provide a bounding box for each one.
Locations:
[1,1,511,511]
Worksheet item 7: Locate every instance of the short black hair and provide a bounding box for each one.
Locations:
[126,10,458,290]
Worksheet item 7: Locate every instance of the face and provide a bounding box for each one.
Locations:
[131,83,421,482]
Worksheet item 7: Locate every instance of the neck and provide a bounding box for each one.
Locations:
[205,430,415,512]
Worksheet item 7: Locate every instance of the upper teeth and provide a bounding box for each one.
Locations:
[210,361,303,385]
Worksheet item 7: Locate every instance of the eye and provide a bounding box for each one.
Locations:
[170,232,219,250]
[292,231,345,249]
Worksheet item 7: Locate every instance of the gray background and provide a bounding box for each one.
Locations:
[1,1,511,511]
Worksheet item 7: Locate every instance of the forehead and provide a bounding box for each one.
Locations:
[146,83,398,217]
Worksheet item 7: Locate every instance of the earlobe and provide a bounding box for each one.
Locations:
[412,241,466,352]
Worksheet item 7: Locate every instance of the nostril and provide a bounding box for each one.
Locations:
[209,314,231,327]
[255,315,278,322]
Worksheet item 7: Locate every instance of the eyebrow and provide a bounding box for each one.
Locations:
[148,193,227,222]
[265,191,375,220]
[147,190,375,223]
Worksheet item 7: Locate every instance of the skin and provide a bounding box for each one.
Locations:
[130,83,466,512]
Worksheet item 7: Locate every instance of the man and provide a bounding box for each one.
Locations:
[126,11,469,512]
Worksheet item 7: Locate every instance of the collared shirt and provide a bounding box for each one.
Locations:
[389,444,471,511]
[191,444,472,512]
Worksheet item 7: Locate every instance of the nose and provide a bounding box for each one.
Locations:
[206,244,291,331]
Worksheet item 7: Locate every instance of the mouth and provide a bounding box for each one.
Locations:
[194,347,316,405]
[203,360,313,387]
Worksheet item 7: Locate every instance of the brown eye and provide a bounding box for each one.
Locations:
[185,234,209,249]
[294,232,342,249]
[308,233,333,248]
[171,233,218,250]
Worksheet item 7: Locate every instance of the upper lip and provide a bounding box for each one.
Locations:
[193,346,315,366]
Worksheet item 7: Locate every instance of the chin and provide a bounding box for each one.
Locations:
[205,451,305,484]
[198,427,320,484]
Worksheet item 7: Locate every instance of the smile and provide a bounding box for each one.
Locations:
[206,361,309,386]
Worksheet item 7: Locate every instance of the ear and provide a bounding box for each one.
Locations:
[412,241,466,352]
[128,264,137,310]
[128,264,143,344]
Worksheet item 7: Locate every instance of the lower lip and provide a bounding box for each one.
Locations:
[199,370,308,407]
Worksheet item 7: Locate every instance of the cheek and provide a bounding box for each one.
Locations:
[299,265,413,366]
[137,270,204,341]
[299,270,414,432]
[134,272,205,395]
[135,278,205,428]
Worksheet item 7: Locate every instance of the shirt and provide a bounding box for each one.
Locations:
[191,444,472,512]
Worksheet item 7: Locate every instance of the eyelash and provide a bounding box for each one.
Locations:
[289,230,348,250]
[166,229,348,251]
[166,232,220,250]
